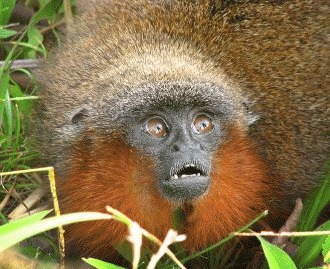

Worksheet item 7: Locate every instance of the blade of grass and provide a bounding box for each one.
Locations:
[6,41,46,54]
[0,211,112,251]
[323,236,330,263]
[294,220,330,268]
[13,103,20,149]
[0,70,10,124]
[82,258,126,269]
[295,163,330,242]
[4,89,13,143]
[0,210,51,235]
[174,210,268,266]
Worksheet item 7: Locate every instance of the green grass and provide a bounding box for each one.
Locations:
[0,1,329,269]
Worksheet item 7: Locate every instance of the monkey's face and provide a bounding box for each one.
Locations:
[127,106,224,202]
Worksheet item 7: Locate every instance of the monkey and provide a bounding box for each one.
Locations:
[32,0,329,264]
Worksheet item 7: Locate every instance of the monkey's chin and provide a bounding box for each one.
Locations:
[159,176,210,202]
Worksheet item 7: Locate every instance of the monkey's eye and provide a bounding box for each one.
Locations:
[193,114,214,134]
[146,118,168,138]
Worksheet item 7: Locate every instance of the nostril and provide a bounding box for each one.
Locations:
[172,144,180,152]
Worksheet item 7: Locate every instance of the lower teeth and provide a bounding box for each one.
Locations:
[171,173,202,179]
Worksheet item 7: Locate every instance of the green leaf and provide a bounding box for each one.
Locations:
[9,83,33,115]
[0,0,17,25]
[0,28,17,39]
[26,26,46,58]
[82,258,125,269]
[294,220,330,268]
[257,236,297,269]
[30,0,63,25]
[114,242,133,264]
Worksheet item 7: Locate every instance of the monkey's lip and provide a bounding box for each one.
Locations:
[160,163,210,201]
[160,175,210,201]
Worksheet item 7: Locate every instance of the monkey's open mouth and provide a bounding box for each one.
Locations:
[170,163,206,180]
[160,163,210,202]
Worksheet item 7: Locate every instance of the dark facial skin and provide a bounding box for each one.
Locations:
[127,106,224,202]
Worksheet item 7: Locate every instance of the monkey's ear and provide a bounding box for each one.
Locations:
[242,101,259,126]
[71,107,89,125]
